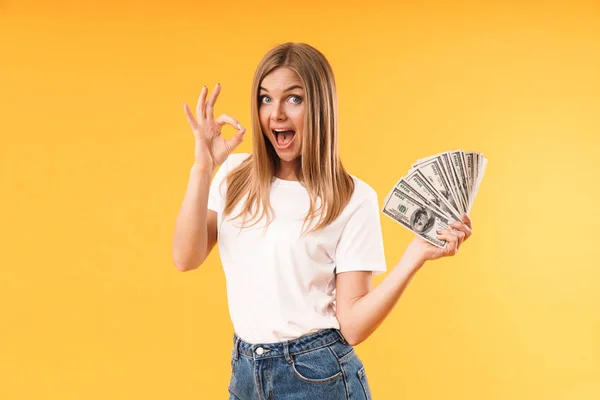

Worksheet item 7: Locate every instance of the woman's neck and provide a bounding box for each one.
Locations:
[276,159,301,181]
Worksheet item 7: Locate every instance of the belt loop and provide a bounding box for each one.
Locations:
[335,328,348,345]
[283,342,292,364]
[232,335,240,361]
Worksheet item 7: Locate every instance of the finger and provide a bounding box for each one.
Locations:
[443,229,465,247]
[450,238,459,255]
[447,230,462,246]
[454,229,466,247]
[215,113,247,152]
[205,83,221,122]
[196,86,208,122]
[461,213,473,230]
[447,234,459,255]
[437,228,459,238]
[182,102,198,130]
[215,114,243,131]
[447,221,472,240]
[224,139,232,156]
[215,114,246,150]
[436,231,460,253]
[226,127,247,153]
[436,231,459,243]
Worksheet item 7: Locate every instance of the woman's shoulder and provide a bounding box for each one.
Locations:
[224,152,252,170]
[213,153,251,187]
[347,174,379,206]
[217,152,252,177]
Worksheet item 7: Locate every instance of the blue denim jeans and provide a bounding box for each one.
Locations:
[227,328,373,399]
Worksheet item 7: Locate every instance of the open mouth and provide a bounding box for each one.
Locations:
[272,129,296,149]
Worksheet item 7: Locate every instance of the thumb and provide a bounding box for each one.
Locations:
[226,127,246,152]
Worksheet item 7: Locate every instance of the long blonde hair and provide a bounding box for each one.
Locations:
[223,42,355,236]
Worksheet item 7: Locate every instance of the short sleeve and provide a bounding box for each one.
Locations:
[334,189,387,276]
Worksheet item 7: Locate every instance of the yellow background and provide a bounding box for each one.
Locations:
[1,0,599,399]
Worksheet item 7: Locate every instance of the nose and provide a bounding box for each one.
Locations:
[270,103,286,122]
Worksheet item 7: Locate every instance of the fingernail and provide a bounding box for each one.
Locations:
[237,123,243,129]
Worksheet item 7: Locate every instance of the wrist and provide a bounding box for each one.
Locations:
[191,163,213,174]
[397,252,426,273]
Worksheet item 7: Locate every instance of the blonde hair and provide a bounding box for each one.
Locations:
[223,42,355,236]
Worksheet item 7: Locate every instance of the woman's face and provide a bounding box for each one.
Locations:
[258,67,305,163]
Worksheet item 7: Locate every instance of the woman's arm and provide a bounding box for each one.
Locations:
[336,252,423,346]
[336,215,473,346]
[173,84,246,272]
[171,165,218,272]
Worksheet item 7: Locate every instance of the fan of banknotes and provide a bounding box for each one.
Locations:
[381,150,487,248]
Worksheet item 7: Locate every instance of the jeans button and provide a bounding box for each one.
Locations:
[255,347,264,355]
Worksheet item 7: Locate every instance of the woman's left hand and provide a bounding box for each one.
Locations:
[404,214,473,265]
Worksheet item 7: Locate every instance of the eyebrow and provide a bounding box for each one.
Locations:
[259,85,304,93]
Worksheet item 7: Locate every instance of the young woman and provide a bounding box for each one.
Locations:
[173,42,473,400]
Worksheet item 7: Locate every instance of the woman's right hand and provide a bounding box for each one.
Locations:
[183,83,247,173]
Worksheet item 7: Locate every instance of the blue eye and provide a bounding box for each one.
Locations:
[258,95,302,104]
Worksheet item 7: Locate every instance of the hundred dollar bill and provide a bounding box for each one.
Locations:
[450,150,470,211]
[465,152,476,203]
[382,188,451,248]
[413,156,465,216]
[460,151,470,207]
[437,152,467,214]
[474,153,482,199]
[459,151,471,205]
[416,150,487,211]
[394,178,449,219]
[408,158,462,217]
[401,169,462,222]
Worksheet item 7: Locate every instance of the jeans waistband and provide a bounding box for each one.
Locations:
[232,328,348,361]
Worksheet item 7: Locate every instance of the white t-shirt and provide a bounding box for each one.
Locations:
[207,153,387,344]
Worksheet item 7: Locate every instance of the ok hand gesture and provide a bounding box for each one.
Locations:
[183,83,246,173]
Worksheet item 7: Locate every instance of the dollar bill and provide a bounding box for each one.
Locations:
[416,153,464,213]
[465,152,476,203]
[437,152,467,214]
[414,150,487,214]
[450,150,470,211]
[386,150,488,245]
[400,169,462,222]
[382,188,451,248]
[408,158,462,217]
[393,178,448,218]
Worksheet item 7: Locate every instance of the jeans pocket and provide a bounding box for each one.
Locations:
[290,346,344,384]
[358,365,372,399]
